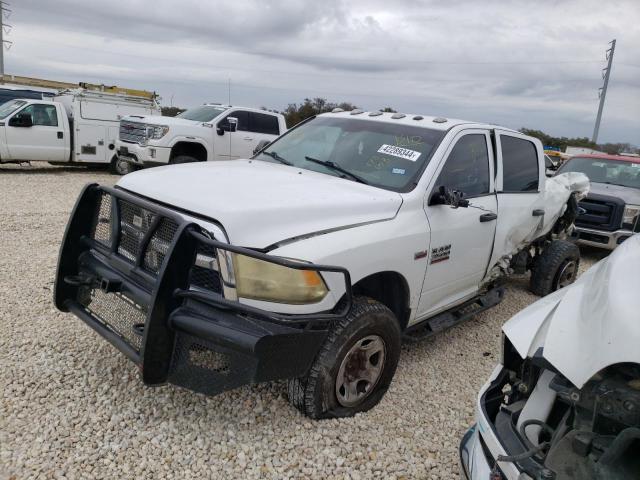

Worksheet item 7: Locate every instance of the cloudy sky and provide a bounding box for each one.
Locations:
[8,0,640,144]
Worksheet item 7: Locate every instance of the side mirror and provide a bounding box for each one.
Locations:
[253,139,270,156]
[227,117,238,133]
[9,112,33,127]
[430,186,469,208]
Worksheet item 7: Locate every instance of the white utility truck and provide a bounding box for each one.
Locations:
[115,104,286,169]
[55,109,589,419]
[0,85,160,173]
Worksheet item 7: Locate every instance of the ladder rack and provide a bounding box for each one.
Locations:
[0,74,157,100]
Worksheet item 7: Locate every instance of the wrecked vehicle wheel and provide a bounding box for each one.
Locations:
[530,240,580,296]
[287,297,401,419]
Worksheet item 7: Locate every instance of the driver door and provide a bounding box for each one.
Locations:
[215,110,251,160]
[417,130,497,318]
[5,103,66,161]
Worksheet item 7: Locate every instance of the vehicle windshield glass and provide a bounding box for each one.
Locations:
[255,116,445,192]
[0,99,27,120]
[178,105,227,122]
[558,157,640,189]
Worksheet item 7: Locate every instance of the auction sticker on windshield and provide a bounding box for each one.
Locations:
[377,144,422,162]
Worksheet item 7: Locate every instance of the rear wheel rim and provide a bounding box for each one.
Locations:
[556,260,577,289]
[335,335,386,407]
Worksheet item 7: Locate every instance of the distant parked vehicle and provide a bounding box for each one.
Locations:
[115,104,287,170]
[556,153,640,249]
[0,89,160,174]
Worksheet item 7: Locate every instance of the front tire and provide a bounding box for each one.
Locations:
[287,297,401,419]
[530,240,580,296]
[109,156,133,175]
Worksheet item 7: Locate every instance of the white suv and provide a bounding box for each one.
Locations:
[115,104,286,172]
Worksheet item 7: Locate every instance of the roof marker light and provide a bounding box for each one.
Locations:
[350,109,364,115]
[413,115,424,120]
[433,117,448,123]
[369,111,383,116]
[391,113,406,119]
[331,108,344,113]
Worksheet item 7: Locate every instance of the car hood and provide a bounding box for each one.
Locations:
[117,160,403,248]
[121,115,203,127]
[588,182,640,205]
[502,234,640,388]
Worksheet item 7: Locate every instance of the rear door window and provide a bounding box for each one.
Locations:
[249,112,280,135]
[500,135,539,192]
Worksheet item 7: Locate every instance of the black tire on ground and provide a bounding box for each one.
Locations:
[287,297,402,419]
[170,155,198,165]
[109,156,134,175]
[529,240,580,296]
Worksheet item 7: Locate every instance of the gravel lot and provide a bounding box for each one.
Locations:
[0,164,606,479]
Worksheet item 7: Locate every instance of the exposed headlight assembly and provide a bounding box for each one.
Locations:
[232,254,328,304]
[622,204,640,230]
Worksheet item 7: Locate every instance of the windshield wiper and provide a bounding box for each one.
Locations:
[601,181,628,188]
[304,156,369,185]
[262,151,293,166]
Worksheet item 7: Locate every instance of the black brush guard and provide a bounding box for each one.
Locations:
[54,184,352,395]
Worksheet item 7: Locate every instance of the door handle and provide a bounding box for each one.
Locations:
[532,209,545,216]
[479,213,497,222]
[57,131,63,139]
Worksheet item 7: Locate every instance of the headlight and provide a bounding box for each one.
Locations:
[145,125,169,140]
[622,205,640,230]
[232,254,328,304]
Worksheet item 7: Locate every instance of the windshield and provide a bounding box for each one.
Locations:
[255,116,445,192]
[177,105,227,122]
[0,99,27,120]
[558,157,640,189]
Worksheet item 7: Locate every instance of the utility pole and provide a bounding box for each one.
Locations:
[0,1,13,77]
[592,39,616,144]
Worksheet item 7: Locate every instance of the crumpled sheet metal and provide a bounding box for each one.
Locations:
[483,172,590,284]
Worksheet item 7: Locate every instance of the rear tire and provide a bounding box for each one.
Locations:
[287,297,401,419]
[109,156,133,175]
[530,240,580,296]
[170,155,198,165]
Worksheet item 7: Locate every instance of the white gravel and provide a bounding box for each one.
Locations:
[0,163,607,479]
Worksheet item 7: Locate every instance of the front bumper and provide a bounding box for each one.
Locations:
[572,226,634,250]
[460,425,495,480]
[54,184,352,395]
[116,141,171,167]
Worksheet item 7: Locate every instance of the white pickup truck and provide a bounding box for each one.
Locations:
[0,90,160,173]
[115,104,286,170]
[55,110,589,419]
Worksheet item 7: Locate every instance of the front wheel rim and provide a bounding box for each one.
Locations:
[335,335,386,407]
[556,260,577,289]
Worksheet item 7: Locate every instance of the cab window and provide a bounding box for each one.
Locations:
[501,136,539,192]
[435,134,490,197]
[249,112,280,135]
[21,104,58,127]
[218,111,249,131]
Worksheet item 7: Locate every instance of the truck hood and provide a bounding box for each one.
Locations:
[502,234,640,388]
[588,181,640,205]
[121,114,204,128]
[117,160,403,248]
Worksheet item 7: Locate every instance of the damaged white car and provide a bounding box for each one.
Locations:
[460,234,640,479]
[55,110,588,419]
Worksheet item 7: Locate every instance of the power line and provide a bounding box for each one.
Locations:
[0,1,12,76]
[592,39,616,143]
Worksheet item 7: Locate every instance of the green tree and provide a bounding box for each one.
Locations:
[161,106,186,117]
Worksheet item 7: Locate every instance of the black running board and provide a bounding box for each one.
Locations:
[403,286,505,343]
